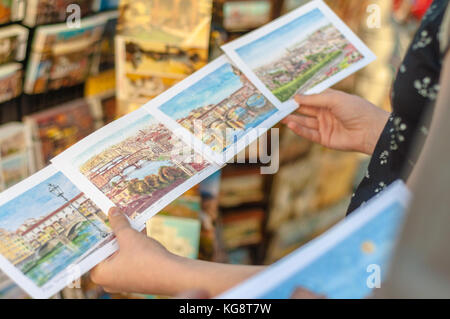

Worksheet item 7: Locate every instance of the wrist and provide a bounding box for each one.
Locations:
[362,109,390,155]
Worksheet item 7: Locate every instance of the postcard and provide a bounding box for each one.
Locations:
[223,0,272,31]
[94,0,119,12]
[218,181,411,299]
[146,214,201,259]
[24,15,107,94]
[0,165,116,299]
[117,0,213,49]
[118,73,181,103]
[222,0,376,107]
[115,36,208,80]
[0,24,28,64]
[0,152,30,189]
[0,62,22,104]
[30,14,105,52]
[0,122,28,158]
[98,10,118,72]
[51,108,221,231]
[87,92,117,128]
[145,55,294,164]
[23,0,96,27]
[0,0,25,25]
[0,122,34,190]
[24,99,97,169]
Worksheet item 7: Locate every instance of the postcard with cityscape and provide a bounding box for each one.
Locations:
[0,166,115,299]
[146,55,283,163]
[52,108,219,229]
[117,0,213,49]
[219,181,410,299]
[222,0,376,105]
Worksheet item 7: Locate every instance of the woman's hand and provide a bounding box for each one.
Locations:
[90,207,181,295]
[282,89,390,155]
[91,208,263,297]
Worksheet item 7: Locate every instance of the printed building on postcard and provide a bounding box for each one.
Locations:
[177,68,276,151]
[0,194,107,268]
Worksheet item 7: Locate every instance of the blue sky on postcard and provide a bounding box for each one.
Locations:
[73,113,156,166]
[159,63,243,120]
[0,172,80,232]
[236,8,328,69]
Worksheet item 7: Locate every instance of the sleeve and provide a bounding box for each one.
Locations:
[439,3,450,54]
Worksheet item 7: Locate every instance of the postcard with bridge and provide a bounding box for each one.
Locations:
[144,55,295,163]
[0,166,117,298]
[222,0,376,108]
[51,108,221,231]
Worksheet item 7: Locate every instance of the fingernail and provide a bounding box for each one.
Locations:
[109,207,121,217]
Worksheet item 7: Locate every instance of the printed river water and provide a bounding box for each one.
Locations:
[24,220,108,287]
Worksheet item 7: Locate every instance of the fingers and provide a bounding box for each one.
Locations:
[108,207,132,236]
[283,114,319,130]
[295,104,320,117]
[286,121,321,143]
[294,89,339,109]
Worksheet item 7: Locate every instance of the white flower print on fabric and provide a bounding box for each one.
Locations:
[389,116,407,151]
[412,30,432,50]
[414,77,440,100]
[379,150,389,165]
[420,126,429,136]
[422,3,438,22]
[399,64,406,73]
[374,181,387,193]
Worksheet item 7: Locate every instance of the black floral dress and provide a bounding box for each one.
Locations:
[347,0,449,214]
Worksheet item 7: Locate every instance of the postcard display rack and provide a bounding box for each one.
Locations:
[0,0,389,299]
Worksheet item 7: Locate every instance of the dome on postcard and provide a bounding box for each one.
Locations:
[246,93,266,108]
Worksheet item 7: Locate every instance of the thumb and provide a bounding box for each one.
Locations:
[108,207,132,237]
[294,89,338,109]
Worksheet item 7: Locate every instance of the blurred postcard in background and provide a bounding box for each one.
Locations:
[0,0,25,25]
[23,0,96,27]
[218,181,410,299]
[24,99,97,169]
[147,214,201,259]
[24,15,106,94]
[0,24,28,63]
[223,0,272,32]
[0,63,23,104]
[117,0,213,49]
[0,122,33,191]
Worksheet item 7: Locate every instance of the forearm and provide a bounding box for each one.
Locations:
[146,253,265,297]
[362,107,390,155]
